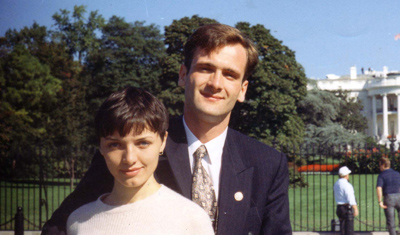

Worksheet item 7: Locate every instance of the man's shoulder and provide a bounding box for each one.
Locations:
[386,168,400,178]
[227,128,281,155]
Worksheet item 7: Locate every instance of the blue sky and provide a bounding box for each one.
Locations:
[1,0,400,79]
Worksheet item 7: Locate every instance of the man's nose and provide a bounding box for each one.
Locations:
[208,71,223,92]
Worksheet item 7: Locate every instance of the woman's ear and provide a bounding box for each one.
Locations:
[99,138,105,156]
[160,131,168,153]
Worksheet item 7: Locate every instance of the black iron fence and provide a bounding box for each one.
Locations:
[0,146,93,231]
[276,141,400,232]
[1,143,400,232]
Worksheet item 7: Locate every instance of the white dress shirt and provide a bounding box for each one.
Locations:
[183,118,227,200]
[333,178,357,205]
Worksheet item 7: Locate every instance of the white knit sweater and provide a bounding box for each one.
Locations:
[67,185,214,235]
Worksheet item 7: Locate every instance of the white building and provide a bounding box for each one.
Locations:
[313,66,400,144]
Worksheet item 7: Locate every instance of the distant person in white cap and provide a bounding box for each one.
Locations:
[333,166,359,235]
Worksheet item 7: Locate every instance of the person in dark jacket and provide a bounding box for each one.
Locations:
[377,157,400,235]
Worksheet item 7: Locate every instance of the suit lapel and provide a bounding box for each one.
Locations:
[162,117,192,199]
[217,129,254,234]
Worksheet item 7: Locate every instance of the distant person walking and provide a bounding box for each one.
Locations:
[376,157,400,235]
[334,166,359,235]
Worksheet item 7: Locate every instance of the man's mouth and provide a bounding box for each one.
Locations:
[201,91,223,101]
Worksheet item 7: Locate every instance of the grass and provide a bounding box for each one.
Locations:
[289,172,391,231]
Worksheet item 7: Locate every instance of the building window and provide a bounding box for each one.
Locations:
[389,97,395,111]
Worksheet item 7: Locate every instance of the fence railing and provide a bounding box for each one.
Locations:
[0,146,93,231]
[274,141,400,232]
[1,143,400,232]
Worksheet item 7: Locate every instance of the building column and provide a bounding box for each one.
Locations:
[382,93,389,139]
[372,95,377,138]
[397,94,400,138]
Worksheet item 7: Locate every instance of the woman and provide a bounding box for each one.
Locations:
[67,87,213,235]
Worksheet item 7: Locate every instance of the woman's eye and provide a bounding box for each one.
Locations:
[108,143,119,148]
[138,141,150,147]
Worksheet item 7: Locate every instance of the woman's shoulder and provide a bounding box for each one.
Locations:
[159,185,209,214]
[159,185,214,234]
[160,185,197,205]
[67,194,109,224]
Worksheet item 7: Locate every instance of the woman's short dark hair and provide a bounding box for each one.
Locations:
[95,87,169,141]
[184,23,258,81]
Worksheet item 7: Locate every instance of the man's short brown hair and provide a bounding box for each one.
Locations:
[183,23,258,81]
[379,157,391,168]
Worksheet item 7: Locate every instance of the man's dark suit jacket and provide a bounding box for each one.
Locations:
[42,117,292,235]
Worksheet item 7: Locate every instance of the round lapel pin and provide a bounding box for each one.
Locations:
[234,191,243,201]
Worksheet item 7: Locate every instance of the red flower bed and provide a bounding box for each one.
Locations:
[297,164,340,172]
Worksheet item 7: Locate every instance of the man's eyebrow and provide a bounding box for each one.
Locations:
[195,62,215,68]
[224,68,240,75]
[196,62,240,74]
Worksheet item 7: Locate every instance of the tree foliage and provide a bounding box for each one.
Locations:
[0,44,61,149]
[298,88,368,146]
[231,22,308,146]
[334,90,368,133]
[1,9,312,157]
[84,17,165,127]
[52,5,105,64]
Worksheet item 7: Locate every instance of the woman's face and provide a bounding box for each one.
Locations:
[100,128,167,189]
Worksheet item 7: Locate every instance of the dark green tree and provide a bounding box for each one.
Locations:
[52,5,105,64]
[0,45,62,150]
[334,90,368,133]
[298,88,368,146]
[2,21,90,148]
[298,88,342,127]
[84,16,166,139]
[231,22,308,146]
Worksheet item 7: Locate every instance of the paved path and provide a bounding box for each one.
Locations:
[0,231,391,234]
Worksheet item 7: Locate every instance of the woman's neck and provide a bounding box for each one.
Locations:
[103,177,161,206]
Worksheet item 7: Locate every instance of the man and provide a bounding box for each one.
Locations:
[333,166,359,235]
[42,23,291,235]
[376,157,400,235]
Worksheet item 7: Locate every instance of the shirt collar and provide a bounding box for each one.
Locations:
[183,117,228,164]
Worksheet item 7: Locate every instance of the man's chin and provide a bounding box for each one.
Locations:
[196,109,230,123]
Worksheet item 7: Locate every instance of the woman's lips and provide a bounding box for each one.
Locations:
[120,167,142,176]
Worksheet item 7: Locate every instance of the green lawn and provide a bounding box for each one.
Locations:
[289,173,391,231]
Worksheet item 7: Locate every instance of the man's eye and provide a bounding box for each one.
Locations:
[224,72,237,80]
[199,67,212,72]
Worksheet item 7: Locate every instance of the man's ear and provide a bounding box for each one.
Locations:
[237,80,249,103]
[178,64,187,87]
